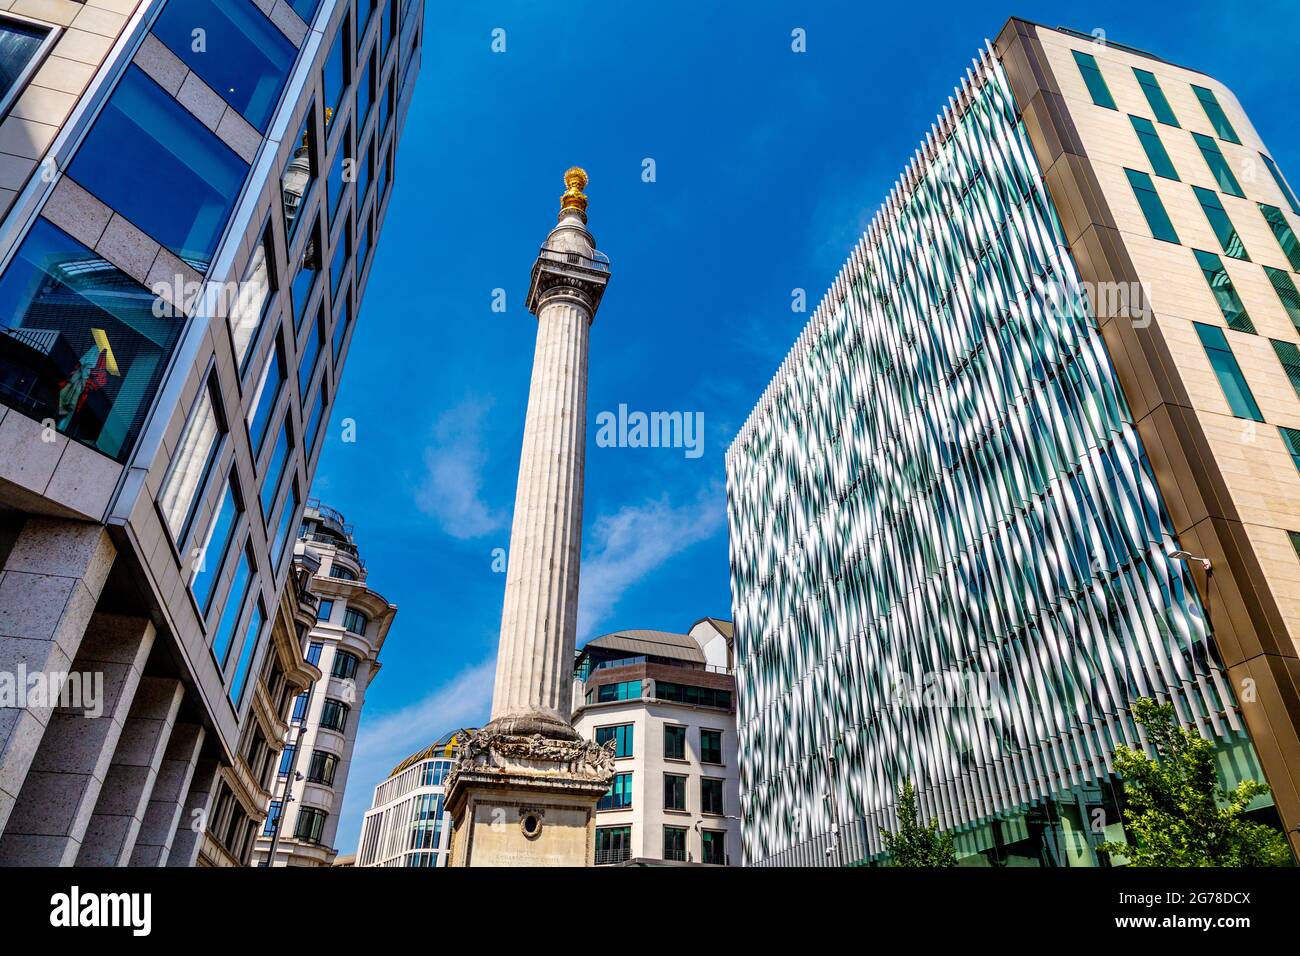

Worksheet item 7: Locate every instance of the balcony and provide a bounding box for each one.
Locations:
[594,846,631,866]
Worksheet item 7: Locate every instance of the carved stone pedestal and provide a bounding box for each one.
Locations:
[445,720,613,867]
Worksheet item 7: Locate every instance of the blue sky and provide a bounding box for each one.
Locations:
[316,0,1300,851]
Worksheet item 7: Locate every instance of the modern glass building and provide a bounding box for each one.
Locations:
[727,19,1300,866]
[0,0,422,866]
[355,728,476,868]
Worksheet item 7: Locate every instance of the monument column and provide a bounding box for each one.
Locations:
[446,168,614,866]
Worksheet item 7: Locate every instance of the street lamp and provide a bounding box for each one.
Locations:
[1169,550,1214,634]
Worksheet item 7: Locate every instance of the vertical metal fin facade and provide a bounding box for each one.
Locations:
[725,49,1242,867]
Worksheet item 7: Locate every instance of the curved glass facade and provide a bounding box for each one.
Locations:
[726,53,1253,867]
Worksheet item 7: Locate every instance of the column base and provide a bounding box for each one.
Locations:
[445,722,614,867]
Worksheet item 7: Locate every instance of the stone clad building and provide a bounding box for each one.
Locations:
[572,618,740,866]
[0,0,423,865]
[253,499,394,866]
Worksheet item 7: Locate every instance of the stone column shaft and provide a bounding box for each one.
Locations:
[492,296,591,722]
[130,722,204,866]
[166,756,219,867]
[0,613,154,866]
[78,676,184,866]
[0,517,115,834]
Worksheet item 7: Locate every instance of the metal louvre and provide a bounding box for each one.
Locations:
[725,47,1239,867]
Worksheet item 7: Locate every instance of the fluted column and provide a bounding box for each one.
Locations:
[492,295,590,722]
[489,167,608,731]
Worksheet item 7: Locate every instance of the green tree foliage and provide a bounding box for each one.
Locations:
[1100,697,1291,867]
[880,778,957,867]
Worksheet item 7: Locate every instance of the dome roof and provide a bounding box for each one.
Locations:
[388,727,477,777]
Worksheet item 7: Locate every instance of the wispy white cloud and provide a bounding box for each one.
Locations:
[334,658,495,854]
[414,398,506,539]
[577,481,725,639]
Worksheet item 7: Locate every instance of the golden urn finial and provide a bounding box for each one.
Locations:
[559,166,589,222]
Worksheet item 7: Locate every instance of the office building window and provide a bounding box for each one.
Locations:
[595,679,641,703]
[159,375,226,545]
[320,697,350,732]
[0,19,50,107]
[1260,154,1300,217]
[332,294,353,361]
[329,563,356,580]
[192,477,240,611]
[152,0,295,132]
[1272,340,1300,397]
[69,66,247,270]
[378,145,391,201]
[663,724,686,760]
[229,598,265,704]
[1266,267,1300,331]
[278,744,296,775]
[701,829,725,865]
[328,130,351,225]
[700,729,723,764]
[701,777,724,815]
[291,220,321,331]
[0,220,182,460]
[323,16,348,133]
[663,773,686,811]
[1193,250,1255,333]
[357,137,373,207]
[228,233,275,372]
[378,78,391,134]
[357,50,374,128]
[597,772,632,811]
[331,224,351,300]
[595,826,631,865]
[1132,68,1178,126]
[1195,323,1264,422]
[1193,186,1249,260]
[1129,116,1178,180]
[1259,203,1300,271]
[306,380,329,454]
[1192,84,1241,144]
[655,682,732,709]
[1071,50,1115,109]
[317,597,334,621]
[1124,169,1179,243]
[259,415,292,516]
[211,544,254,666]
[263,800,282,836]
[1191,132,1244,198]
[281,110,315,242]
[295,807,327,844]
[343,607,369,635]
[306,750,339,785]
[291,692,308,723]
[382,0,395,57]
[305,642,323,666]
[331,650,360,680]
[299,311,325,398]
[420,760,450,786]
[595,724,633,759]
[1281,427,1300,476]
[663,826,687,862]
[248,336,285,454]
[270,483,299,569]
[289,0,320,24]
